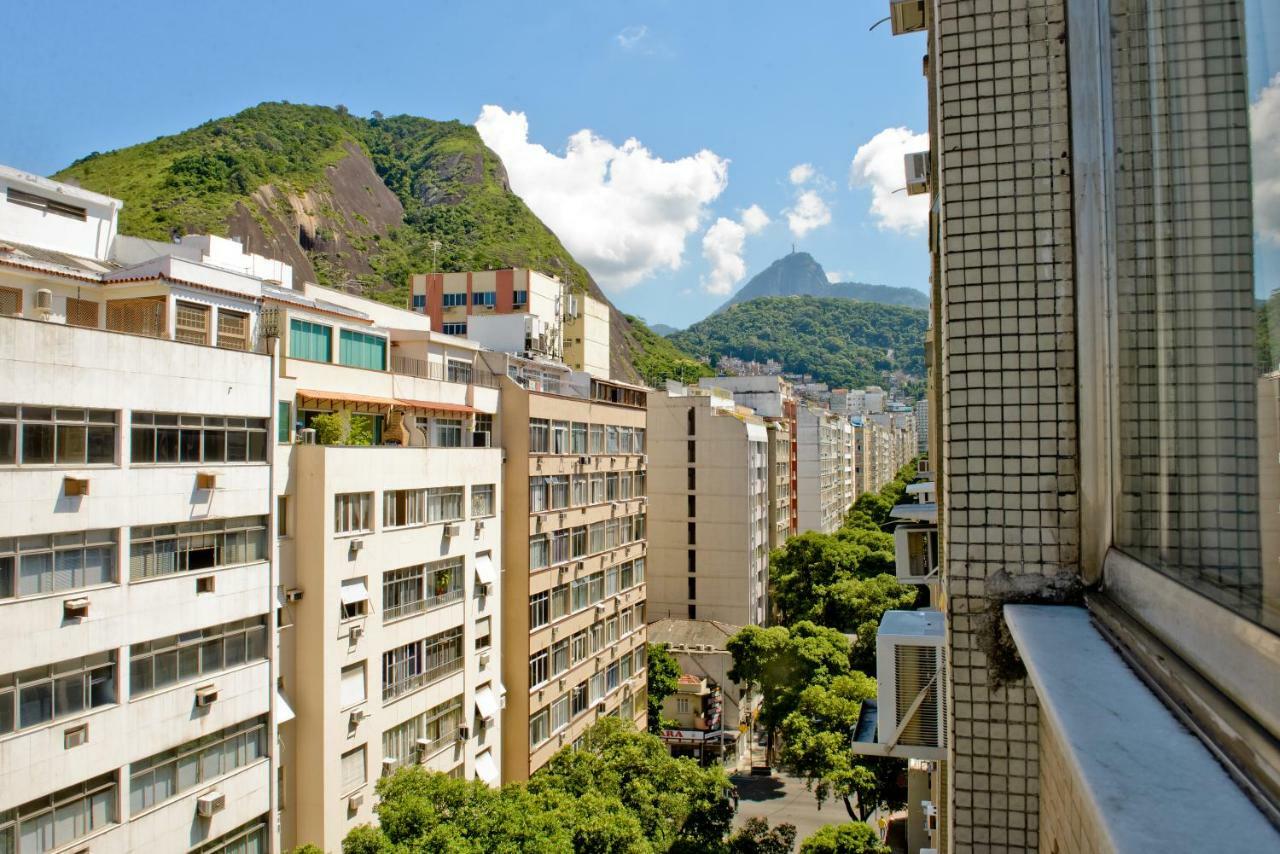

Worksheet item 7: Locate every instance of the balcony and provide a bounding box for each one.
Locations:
[391,354,500,389]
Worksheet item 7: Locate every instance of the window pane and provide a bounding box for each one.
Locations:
[21,422,54,464]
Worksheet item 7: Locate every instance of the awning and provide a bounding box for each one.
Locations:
[475,684,500,720]
[297,389,398,408]
[395,398,477,415]
[276,690,296,724]
[474,750,499,785]
[340,579,370,605]
[474,553,496,585]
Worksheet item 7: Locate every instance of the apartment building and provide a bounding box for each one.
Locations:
[795,404,847,534]
[914,398,928,455]
[0,169,277,854]
[697,375,798,541]
[646,384,770,627]
[271,286,504,850]
[409,268,611,378]
[481,352,649,782]
[854,1,1280,852]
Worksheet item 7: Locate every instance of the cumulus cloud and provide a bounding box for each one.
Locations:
[701,204,770,295]
[789,163,816,185]
[849,126,930,234]
[785,190,832,239]
[476,105,729,290]
[616,25,648,50]
[1253,74,1280,246]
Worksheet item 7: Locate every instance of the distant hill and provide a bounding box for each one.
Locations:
[670,295,927,390]
[648,323,679,337]
[622,316,715,388]
[714,251,929,313]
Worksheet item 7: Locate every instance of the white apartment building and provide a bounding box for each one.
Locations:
[795,405,848,534]
[0,168,276,854]
[914,398,928,455]
[646,384,770,627]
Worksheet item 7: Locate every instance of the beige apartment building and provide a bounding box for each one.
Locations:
[852,1,1280,852]
[646,383,770,627]
[481,352,649,783]
[795,404,848,534]
[562,292,611,380]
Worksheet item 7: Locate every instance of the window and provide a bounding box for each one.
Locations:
[530,591,550,628]
[529,650,549,688]
[472,291,496,307]
[571,422,588,453]
[189,818,267,854]
[341,745,367,793]
[6,186,87,220]
[589,424,604,453]
[550,476,569,510]
[571,526,587,559]
[475,617,492,651]
[1,529,115,599]
[513,289,528,306]
[442,322,468,335]
[621,560,635,590]
[130,412,267,464]
[471,484,496,518]
[551,584,570,619]
[688,495,696,518]
[129,617,267,697]
[605,566,619,597]
[634,429,645,453]
[633,557,645,584]
[473,414,493,444]
[605,616,619,645]
[687,440,696,463]
[446,359,472,384]
[381,627,464,701]
[589,622,604,654]
[606,473,619,501]
[174,301,210,345]
[341,662,367,709]
[412,294,426,310]
[0,405,117,466]
[688,522,696,545]
[340,578,370,620]
[530,477,548,513]
[620,427,634,453]
[529,535,549,570]
[529,707,550,747]
[571,630,588,664]
[606,426,620,453]
[384,489,425,528]
[688,577,697,601]
[277,401,292,443]
[382,696,464,770]
[572,476,588,506]
[551,694,570,732]
[383,558,463,621]
[426,487,464,522]
[442,292,467,307]
[0,285,20,317]
[606,661,620,693]
[289,318,332,362]
[571,681,588,715]
[688,550,696,574]
[529,419,550,453]
[65,297,99,329]
[217,309,250,351]
[551,639,570,676]
[0,773,116,854]
[0,651,114,735]
[688,604,697,619]
[277,496,289,538]
[590,672,606,703]
[335,493,373,534]
[129,716,266,814]
[129,516,266,580]
[677,698,690,714]
[433,418,463,448]
[571,577,589,612]
[588,522,605,555]
[588,572,604,603]
[551,421,570,454]
[590,473,607,504]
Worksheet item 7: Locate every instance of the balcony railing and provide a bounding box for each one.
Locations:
[392,355,500,388]
[382,587,464,623]
[383,656,464,702]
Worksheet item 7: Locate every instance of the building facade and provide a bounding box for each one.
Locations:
[483,353,649,783]
[646,384,769,627]
[795,404,847,534]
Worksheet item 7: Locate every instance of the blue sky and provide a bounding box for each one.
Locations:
[0,0,932,328]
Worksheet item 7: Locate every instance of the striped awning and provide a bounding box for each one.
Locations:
[394,398,476,414]
[296,389,398,408]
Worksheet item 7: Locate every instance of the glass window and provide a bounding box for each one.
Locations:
[551,421,570,454]
[529,707,550,747]
[446,359,473,384]
[551,694,570,732]
[472,291,496,307]
[433,418,463,448]
[442,292,467,308]
[4,773,116,853]
[426,487,464,523]
[551,583,570,619]
[131,412,267,465]
[129,717,266,814]
[340,662,366,709]
[0,406,117,466]
[340,578,370,620]
[277,401,292,443]
[383,489,425,528]
[175,301,210,345]
[471,484,496,518]
[551,639,569,675]
[129,516,266,580]
[382,627,463,701]
[341,745,366,792]
[589,424,604,454]
[0,651,115,734]
[2,529,116,598]
[571,476,588,507]
[513,289,528,306]
[529,650,549,688]
[529,535,549,570]
[217,309,250,352]
[381,696,464,770]
[288,318,332,362]
[335,493,373,534]
[529,591,550,629]
[571,422,588,454]
[338,329,387,370]
[571,681,588,715]
[530,477,548,513]
[529,419,550,453]
[571,526,587,559]
[442,322,468,336]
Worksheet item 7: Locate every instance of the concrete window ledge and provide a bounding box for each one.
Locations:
[1003,605,1280,853]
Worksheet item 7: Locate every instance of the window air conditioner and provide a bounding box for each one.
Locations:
[63,598,90,620]
[196,472,217,490]
[894,525,939,583]
[415,737,431,753]
[923,799,938,832]
[876,610,947,760]
[889,0,926,34]
[195,685,219,707]
[298,428,317,445]
[350,624,364,641]
[578,455,590,465]
[350,538,364,553]
[196,791,226,817]
[596,701,607,713]
[347,793,364,810]
[350,709,370,725]
[473,431,491,447]
[457,724,471,740]
[444,524,461,537]
[477,582,492,597]
[63,476,90,497]
[904,151,930,195]
[285,587,304,602]
[478,653,490,667]
[381,757,397,775]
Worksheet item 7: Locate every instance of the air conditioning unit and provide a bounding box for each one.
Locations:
[875,610,947,760]
[894,524,939,583]
[478,653,491,667]
[595,603,606,615]
[63,476,90,497]
[889,0,926,34]
[196,471,218,490]
[578,455,590,465]
[350,709,370,725]
[349,624,364,641]
[63,597,90,620]
[477,582,492,597]
[347,793,364,811]
[904,151,930,195]
[196,791,226,817]
[443,523,461,537]
[299,428,317,445]
[35,287,53,317]
[285,588,304,602]
[64,723,88,749]
[381,757,397,775]
[415,737,431,753]
[596,701,607,713]
[350,538,364,553]
[923,800,938,832]
[457,724,471,740]
[195,685,219,707]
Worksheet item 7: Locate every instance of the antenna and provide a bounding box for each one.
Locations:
[429,239,442,272]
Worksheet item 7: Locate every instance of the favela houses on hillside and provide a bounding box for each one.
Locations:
[0,0,1278,852]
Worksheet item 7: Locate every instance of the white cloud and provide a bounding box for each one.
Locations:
[476,105,729,290]
[849,126,930,234]
[789,163,816,185]
[1253,73,1280,246]
[785,190,832,239]
[701,204,770,295]
[616,25,648,50]
[825,271,844,283]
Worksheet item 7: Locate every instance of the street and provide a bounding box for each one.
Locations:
[731,771,855,842]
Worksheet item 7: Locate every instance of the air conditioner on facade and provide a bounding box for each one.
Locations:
[195,685,219,707]
[299,428,317,445]
[350,709,370,725]
[196,471,217,490]
[349,624,364,641]
[923,799,938,832]
[63,476,90,497]
[381,757,397,775]
[350,538,364,553]
[415,737,431,753]
[347,793,364,811]
[889,0,926,34]
[443,524,461,537]
[904,151,929,195]
[457,725,471,740]
[876,610,947,760]
[894,524,939,583]
[477,582,492,597]
[596,702,607,713]
[578,455,590,465]
[63,598,90,620]
[35,287,53,316]
[285,588,304,602]
[478,653,490,667]
[196,792,225,817]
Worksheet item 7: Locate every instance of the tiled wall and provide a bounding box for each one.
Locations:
[934,0,1080,849]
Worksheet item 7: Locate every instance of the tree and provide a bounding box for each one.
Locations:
[646,642,681,733]
[726,817,798,854]
[819,574,918,634]
[797,822,890,854]
[727,622,852,739]
[769,533,875,625]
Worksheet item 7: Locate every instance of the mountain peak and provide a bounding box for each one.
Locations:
[713,251,928,314]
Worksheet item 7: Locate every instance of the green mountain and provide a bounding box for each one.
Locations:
[714,251,929,313]
[648,323,680,337]
[52,101,650,382]
[669,295,928,390]
[621,316,715,388]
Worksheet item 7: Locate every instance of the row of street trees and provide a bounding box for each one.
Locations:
[726,463,923,848]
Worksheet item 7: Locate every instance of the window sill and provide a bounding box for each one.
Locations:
[1,580,119,605]
[1003,604,1280,851]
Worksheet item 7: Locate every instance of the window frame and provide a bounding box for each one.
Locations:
[0,405,118,467]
